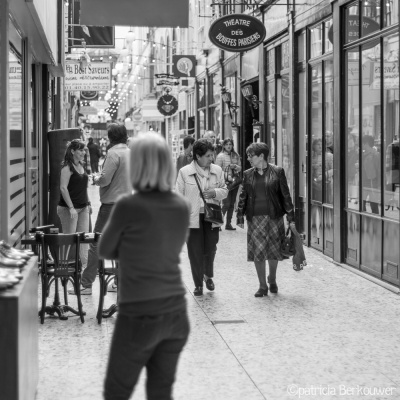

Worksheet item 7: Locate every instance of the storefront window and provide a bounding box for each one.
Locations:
[383,34,399,219]
[346,4,360,45]
[210,73,221,105]
[384,0,399,26]
[310,24,323,58]
[361,40,382,215]
[9,46,23,147]
[297,32,306,62]
[361,1,381,36]
[267,49,275,76]
[346,51,360,210]
[267,81,276,164]
[311,64,323,202]
[324,19,333,53]
[324,60,334,204]
[281,74,292,191]
[281,41,290,70]
[209,105,221,135]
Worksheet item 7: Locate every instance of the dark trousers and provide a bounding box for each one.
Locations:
[91,161,99,173]
[222,186,239,225]
[187,214,219,287]
[82,203,114,288]
[104,309,190,400]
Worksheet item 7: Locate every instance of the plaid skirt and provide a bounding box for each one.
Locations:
[247,215,285,262]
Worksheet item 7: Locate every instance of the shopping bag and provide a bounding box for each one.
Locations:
[290,225,306,271]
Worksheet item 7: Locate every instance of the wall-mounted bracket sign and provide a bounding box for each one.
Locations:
[208,14,266,52]
[157,95,178,116]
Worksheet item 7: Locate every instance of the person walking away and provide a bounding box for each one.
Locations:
[176,135,195,173]
[176,139,228,296]
[215,138,242,230]
[87,137,101,173]
[57,139,91,270]
[237,143,295,297]
[362,134,380,214]
[99,133,190,400]
[69,123,131,295]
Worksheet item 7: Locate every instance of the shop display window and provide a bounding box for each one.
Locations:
[9,45,23,148]
[384,0,399,26]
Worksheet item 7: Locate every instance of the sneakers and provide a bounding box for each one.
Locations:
[68,285,92,295]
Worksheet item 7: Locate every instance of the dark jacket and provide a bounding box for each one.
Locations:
[236,164,295,224]
[87,142,101,163]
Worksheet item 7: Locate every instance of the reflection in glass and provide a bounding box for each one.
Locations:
[346,5,360,44]
[346,51,360,209]
[324,19,333,53]
[324,60,334,204]
[281,41,290,70]
[211,73,221,105]
[361,41,381,215]
[9,50,23,147]
[361,0,381,37]
[267,49,275,76]
[383,34,399,219]
[384,0,399,26]
[281,74,292,191]
[311,64,323,202]
[310,24,323,58]
[267,80,276,165]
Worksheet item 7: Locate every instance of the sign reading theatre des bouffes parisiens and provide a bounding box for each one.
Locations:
[209,14,266,52]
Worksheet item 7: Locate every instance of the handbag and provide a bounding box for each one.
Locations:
[193,175,224,225]
[224,166,243,191]
[280,227,296,257]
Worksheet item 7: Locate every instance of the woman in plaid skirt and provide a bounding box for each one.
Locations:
[237,143,295,297]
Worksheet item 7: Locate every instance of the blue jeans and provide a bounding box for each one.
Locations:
[57,206,90,268]
[81,203,114,288]
[104,308,189,400]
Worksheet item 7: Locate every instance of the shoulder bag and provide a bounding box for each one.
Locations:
[193,175,224,225]
[224,166,243,191]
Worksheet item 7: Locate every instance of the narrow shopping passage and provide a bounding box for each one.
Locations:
[35,185,400,400]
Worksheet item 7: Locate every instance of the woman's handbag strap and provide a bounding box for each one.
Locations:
[193,174,207,203]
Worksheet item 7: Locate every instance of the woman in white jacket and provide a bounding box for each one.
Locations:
[176,139,228,296]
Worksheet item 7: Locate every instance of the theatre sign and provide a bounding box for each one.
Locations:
[209,14,266,52]
[65,62,112,91]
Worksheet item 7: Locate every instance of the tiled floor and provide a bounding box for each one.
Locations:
[35,185,400,400]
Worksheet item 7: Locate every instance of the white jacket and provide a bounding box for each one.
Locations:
[176,161,228,228]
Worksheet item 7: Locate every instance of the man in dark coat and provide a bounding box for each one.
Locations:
[87,137,101,173]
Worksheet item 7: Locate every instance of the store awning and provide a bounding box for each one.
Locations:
[141,100,164,122]
[80,0,189,27]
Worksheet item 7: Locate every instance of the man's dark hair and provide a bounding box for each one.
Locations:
[193,138,214,161]
[88,137,93,144]
[363,135,375,148]
[108,123,128,145]
[183,135,195,149]
[246,142,270,160]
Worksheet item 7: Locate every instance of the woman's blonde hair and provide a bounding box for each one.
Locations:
[129,133,175,192]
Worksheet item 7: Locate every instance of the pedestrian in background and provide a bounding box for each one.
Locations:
[87,137,101,173]
[176,135,195,173]
[57,139,91,270]
[176,138,228,296]
[69,123,131,295]
[99,133,190,400]
[203,130,219,161]
[237,143,295,297]
[362,134,380,214]
[215,138,242,230]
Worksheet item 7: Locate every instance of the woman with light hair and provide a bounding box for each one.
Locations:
[98,133,190,400]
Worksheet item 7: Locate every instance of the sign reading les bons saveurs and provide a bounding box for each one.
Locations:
[209,14,266,52]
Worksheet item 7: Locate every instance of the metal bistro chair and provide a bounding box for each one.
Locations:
[37,233,85,323]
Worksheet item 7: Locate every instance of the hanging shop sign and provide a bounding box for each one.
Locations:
[69,0,115,48]
[208,14,266,53]
[65,62,111,91]
[157,95,178,116]
[172,55,197,77]
[156,73,179,87]
[80,91,98,101]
